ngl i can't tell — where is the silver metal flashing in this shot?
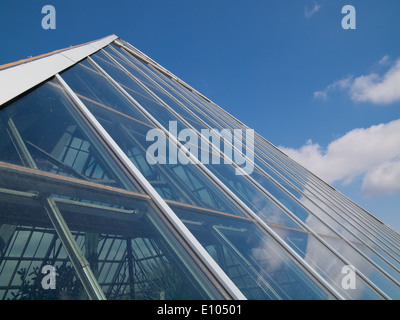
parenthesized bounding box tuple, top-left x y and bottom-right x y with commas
(0, 35, 118, 105)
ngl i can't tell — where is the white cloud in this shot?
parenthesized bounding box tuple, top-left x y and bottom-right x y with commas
(279, 119, 400, 197)
(378, 55, 390, 66)
(313, 90, 328, 100)
(305, 3, 322, 18)
(313, 76, 353, 100)
(362, 159, 400, 197)
(314, 57, 400, 104)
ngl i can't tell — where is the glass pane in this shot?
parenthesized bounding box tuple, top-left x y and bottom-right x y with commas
(109, 46, 400, 295)
(0, 79, 139, 193)
(0, 161, 221, 300)
(0, 188, 86, 300)
(171, 205, 331, 300)
(56, 192, 212, 300)
(60, 55, 391, 299)
(97, 48, 207, 132)
(60, 60, 247, 217)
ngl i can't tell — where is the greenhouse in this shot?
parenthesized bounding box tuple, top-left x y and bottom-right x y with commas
(0, 35, 399, 300)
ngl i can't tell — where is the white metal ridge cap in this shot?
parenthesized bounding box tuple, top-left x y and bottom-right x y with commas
(0, 34, 118, 106)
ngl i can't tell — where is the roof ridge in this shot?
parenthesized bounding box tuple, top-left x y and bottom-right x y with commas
(0, 34, 117, 71)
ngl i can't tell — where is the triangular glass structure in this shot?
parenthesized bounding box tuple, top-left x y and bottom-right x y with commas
(0, 35, 399, 300)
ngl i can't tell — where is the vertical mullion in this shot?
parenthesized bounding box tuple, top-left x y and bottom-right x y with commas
(41, 196, 106, 300)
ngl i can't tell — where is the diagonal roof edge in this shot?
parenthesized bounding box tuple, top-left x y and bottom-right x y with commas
(114, 39, 247, 128)
(0, 34, 118, 106)
(114, 39, 213, 105)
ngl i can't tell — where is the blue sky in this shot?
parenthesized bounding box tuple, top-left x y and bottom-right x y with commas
(1, 0, 400, 232)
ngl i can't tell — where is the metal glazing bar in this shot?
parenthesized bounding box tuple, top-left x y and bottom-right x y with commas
(165, 79, 400, 260)
(3, 115, 107, 300)
(41, 196, 106, 300)
(84, 57, 345, 300)
(105, 46, 400, 279)
(254, 143, 400, 255)
(55, 73, 245, 300)
(6, 118, 39, 169)
(254, 135, 399, 240)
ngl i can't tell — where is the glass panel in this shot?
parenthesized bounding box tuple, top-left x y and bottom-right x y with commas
(0, 188, 86, 300)
(171, 205, 331, 300)
(107, 44, 221, 131)
(61, 55, 392, 299)
(97, 48, 207, 132)
(0, 79, 138, 193)
(110, 46, 400, 291)
(60, 60, 247, 217)
(56, 191, 212, 300)
(0, 162, 221, 300)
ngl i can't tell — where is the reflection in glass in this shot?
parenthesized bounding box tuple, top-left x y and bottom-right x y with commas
(84, 49, 399, 298)
(60, 60, 247, 217)
(106, 46, 400, 297)
(171, 205, 331, 300)
(0, 187, 86, 300)
(0, 79, 137, 192)
(55, 192, 211, 300)
(0, 162, 219, 300)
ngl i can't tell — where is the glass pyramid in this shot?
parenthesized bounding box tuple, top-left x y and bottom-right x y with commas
(0, 35, 399, 300)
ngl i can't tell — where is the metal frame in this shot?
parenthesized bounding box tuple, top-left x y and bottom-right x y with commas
(103, 43, 400, 291)
(125, 46, 400, 249)
(148, 64, 400, 261)
(2, 117, 106, 299)
(0, 35, 118, 106)
(82, 56, 344, 299)
(1, 35, 399, 300)
(54, 74, 246, 300)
